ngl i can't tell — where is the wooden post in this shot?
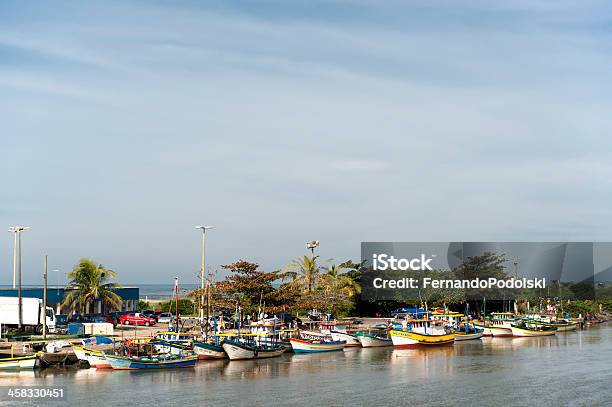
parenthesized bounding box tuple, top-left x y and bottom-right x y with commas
(43, 255, 48, 339)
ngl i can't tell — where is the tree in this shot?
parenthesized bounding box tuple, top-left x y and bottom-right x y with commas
(213, 260, 280, 314)
(284, 255, 320, 292)
(62, 259, 122, 313)
(318, 261, 362, 316)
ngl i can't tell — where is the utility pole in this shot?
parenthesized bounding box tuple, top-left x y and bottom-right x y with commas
(195, 226, 214, 323)
(12, 231, 17, 288)
(43, 255, 48, 339)
(8, 226, 30, 331)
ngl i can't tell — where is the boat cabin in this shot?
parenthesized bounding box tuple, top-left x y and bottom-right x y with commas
(320, 321, 351, 334)
(155, 332, 194, 343)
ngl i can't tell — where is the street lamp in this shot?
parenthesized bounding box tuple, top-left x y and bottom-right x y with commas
(306, 240, 320, 255)
(8, 226, 30, 330)
(195, 226, 214, 322)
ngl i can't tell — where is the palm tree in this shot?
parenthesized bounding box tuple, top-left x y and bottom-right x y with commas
(62, 259, 122, 313)
(319, 261, 362, 315)
(321, 262, 361, 296)
(284, 255, 320, 292)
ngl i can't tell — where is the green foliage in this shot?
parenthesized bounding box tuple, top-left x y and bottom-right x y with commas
(62, 259, 122, 313)
(284, 255, 320, 292)
(156, 299, 195, 315)
(564, 300, 597, 317)
(138, 300, 150, 311)
(212, 260, 280, 314)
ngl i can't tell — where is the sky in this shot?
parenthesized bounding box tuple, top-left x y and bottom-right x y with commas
(1, 0, 612, 285)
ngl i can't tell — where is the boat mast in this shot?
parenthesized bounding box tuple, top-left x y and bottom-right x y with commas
(465, 303, 469, 333)
(174, 277, 179, 332)
(483, 297, 486, 328)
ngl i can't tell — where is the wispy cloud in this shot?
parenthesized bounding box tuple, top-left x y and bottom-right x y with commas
(1, 0, 612, 283)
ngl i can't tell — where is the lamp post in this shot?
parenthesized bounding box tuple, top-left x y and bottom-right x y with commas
(306, 240, 320, 255)
(195, 226, 214, 322)
(8, 226, 30, 330)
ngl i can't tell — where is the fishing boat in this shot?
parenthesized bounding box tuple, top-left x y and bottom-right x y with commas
(330, 331, 361, 347)
(152, 338, 192, 356)
(72, 345, 111, 368)
(155, 332, 195, 344)
(510, 320, 557, 337)
(389, 329, 419, 348)
(474, 312, 515, 337)
(105, 354, 197, 370)
(530, 316, 578, 332)
(409, 330, 455, 346)
(193, 341, 226, 359)
(355, 331, 392, 347)
(222, 338, 286, 360)
(454, 326, 484, 341)
(289, 338, 345, 353)
(390, 318, 455, 347)
(453, 304, 484, 341)
(319, 321, 352, 335)
(0, 354, 39, 369)
(538, 320, 577, 332)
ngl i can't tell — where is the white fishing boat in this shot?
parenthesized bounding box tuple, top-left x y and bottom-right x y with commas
(193, 341, 226, 359)
(474, 312, 515, 337)
(319, 321, 352, 335)
(356, 332, 392, 347)
(389, 329, 419, 348)
(0, 354, 39, 369)
(72, 345, 111, 368)
(510, 321, 557, 337)
(222, 338, 286, 360)
(290, 338, 345, 353)
(330, 331, 361, 347)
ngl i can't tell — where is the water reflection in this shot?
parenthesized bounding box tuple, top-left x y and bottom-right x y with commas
(1, 324, 608, 407)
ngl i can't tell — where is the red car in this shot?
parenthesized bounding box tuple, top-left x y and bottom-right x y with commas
(119, 312, 157, 326)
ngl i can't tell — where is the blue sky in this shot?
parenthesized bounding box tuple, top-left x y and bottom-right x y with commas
(1, 0, 612, 285)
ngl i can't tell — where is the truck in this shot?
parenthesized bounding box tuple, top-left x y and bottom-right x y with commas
(0, 297, 56, 334)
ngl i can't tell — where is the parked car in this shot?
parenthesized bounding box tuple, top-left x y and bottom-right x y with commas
(141, 310, 160, 322)
(90, 313, 117, 326)
(55, 314, 69, 334)
(119, 312, 157, 326)
(157, 312, 174, 323)
(109, 311, 131, 324)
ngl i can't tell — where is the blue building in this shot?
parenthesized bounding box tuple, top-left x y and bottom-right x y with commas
(0, 286, 139, 314)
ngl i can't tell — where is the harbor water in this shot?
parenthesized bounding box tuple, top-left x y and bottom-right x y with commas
(1, 324, 610, 406)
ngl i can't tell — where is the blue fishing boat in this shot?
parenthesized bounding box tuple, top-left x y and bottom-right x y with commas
(105, 354, 197, 370)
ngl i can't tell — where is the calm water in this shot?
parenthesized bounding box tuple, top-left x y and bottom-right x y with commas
(1, 324, 610, 407)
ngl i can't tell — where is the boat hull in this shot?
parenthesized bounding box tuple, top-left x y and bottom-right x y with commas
(330, 331, 361, 347)
(537, 322, 577, 332)
(356, 334, 392, 347)
(222, 341, 285, 360)
(510, 326, 556, 337)
(454, 332, 483, 341)
(473, 323, 513, 337)
(73, 346, 111, 368)
(193, 342, 226, 359)
(390, 330, 419, 348)
(409, 331, 455, 346)
(290, 338, 345, 353)
(0, 355, 38, 369)
(105, 355, 197, 370)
